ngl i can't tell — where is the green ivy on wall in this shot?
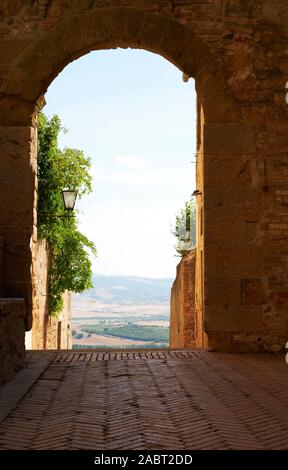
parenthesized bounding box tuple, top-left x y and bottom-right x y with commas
(37, 112, 97, 316)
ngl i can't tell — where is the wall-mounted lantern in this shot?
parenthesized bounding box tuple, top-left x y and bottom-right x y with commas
(62, 190, 78, 212)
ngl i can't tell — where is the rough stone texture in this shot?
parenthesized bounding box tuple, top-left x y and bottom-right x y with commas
(43, 293, 72, 350)
(0, 0, 287, 361)
(0, 126, 37, 330)
(30, 240, 72, 350)
(0, 299, 25, 385)
(170, 250, 196, 349)
(195, 98, 206, 349)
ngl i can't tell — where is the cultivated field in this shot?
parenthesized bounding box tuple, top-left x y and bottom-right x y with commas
(72, 295, 170, 349)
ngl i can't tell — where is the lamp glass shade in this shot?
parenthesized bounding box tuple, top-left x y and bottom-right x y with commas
(62, 190, 77, 211)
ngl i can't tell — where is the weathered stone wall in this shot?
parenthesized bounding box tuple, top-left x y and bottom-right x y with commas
(0, 299, 25, 385)
(31, 239, 49, 349)
(0, 126, 37, 331)
(170, 250, 196, 349)
(42, 292, 72, 350)
(30, 240, 71, 350)
(0, 0, 288, 355)
(194, 95, 205, 349)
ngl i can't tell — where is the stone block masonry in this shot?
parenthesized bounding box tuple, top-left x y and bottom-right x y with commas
(1, 0, 288, 383)
(0, 299, 25, 385)
(170, 250, 196, 349)
(30, 240, 72, 350)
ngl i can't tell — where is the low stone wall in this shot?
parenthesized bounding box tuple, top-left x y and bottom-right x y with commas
(170, 250, 196, 349)
(42, 292, 72, 350)
(0, 299, 26, 385)
(30, 240, 71, 350)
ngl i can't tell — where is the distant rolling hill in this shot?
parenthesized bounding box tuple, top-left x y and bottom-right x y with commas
(80, 274, 173, 305)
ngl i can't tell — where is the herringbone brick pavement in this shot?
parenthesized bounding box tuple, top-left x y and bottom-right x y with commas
(0, 350, 287, 450)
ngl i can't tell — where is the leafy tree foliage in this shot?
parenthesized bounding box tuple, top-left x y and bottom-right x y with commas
(37, 112, 96, 316)
(172, 197, 196, 256)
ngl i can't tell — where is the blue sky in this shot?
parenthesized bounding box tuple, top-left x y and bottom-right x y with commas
(44, 49, 196, 278)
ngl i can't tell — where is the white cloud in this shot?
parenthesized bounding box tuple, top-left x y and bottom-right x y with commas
(96, 167, 195, 185)
(115, 155, 146, 169)
(79, 210, 179, 278)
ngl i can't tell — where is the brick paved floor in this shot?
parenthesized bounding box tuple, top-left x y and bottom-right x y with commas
(0, 350, 288, 450)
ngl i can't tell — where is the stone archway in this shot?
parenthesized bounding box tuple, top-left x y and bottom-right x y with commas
(1, 8, 236, 125)
(1, 2, 286, 379)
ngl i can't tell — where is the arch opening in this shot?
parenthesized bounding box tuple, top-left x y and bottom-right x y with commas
(28, 48, 199, 351)
(0, 5, 249, 368)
